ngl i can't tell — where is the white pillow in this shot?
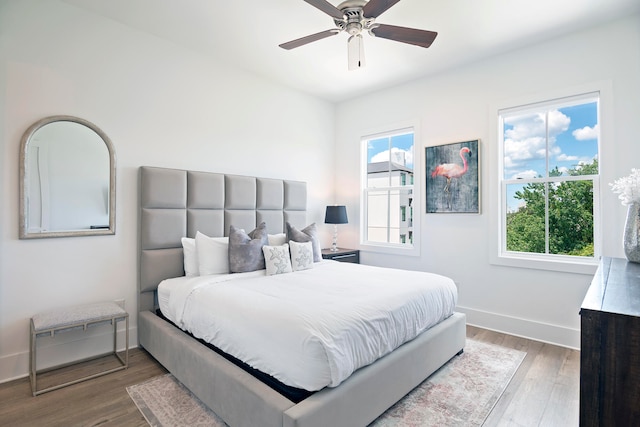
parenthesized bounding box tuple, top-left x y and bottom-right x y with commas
(195, 232, 229, 275)
(289, 240, 314, 272)
(262, 244, 293, 276)
(268, 233, 287, 246)
(181, 237, 198, 276)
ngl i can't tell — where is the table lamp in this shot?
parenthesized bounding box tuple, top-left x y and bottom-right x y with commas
(324, 205, 348, 252)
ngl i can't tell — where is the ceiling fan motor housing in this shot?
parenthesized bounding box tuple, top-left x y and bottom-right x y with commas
(335, 0, 370, 35)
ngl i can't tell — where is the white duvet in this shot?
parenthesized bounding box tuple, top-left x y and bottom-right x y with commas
(159, 260, 457, 391)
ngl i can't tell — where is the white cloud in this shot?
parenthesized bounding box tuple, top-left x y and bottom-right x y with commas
(503, 136, 546, 162)
(572, 124, 599, 140)
(510, 169, 539, 180)
(547, 110, 571, 135)
(557, 153, 579, 162)
(371, 147, 413, 167)
(504, 110, 570, 143)
(503, 109, 571, 176)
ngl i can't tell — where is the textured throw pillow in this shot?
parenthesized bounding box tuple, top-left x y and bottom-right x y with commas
(289, 240, 314, 272)
(181, 237, 198, 276)
(268, 233, 287, 246)
(286, 222, 321, 262)
(262, 244, 293, 276)
(229, 222, 268, 273)
(195, 232, 229, 275)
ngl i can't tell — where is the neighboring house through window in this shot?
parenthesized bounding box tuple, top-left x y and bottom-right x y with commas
(361, 127, 418, 254)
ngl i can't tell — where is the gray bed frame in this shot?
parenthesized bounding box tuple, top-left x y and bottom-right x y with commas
(138, 166, 466, 427)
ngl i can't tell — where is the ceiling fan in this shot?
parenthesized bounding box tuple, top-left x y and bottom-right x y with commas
(279, 0, 438, 70)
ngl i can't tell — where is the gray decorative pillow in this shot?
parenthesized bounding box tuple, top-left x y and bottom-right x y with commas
(286, 222, 321, 262)
(228, 222, 268, 273)
(262, 244, 293, 276)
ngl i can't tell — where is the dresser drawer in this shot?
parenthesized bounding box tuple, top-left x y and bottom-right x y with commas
(321, 249, 360, 264)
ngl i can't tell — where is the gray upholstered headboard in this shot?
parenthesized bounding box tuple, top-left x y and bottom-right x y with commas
(138, 166, 307, 312)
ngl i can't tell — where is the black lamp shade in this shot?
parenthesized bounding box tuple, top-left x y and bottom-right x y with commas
(325, 205, 348, 224)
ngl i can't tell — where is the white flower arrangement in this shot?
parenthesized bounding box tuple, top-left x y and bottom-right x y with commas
(610, 168, 640, 206)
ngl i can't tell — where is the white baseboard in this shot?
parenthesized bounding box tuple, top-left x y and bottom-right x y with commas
(457, 306, 580, 350)
(0, 326, 137, 384)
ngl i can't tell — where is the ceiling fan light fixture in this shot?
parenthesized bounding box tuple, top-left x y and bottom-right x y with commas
(348, 34, 365, 70)
(281, 0, 437, 70)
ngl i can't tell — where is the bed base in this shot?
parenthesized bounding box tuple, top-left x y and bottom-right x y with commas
(139, 310, 466, 427)
(137, 167, 466, 426)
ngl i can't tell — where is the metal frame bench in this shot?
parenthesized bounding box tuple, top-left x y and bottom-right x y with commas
(30, 301, 129, 396)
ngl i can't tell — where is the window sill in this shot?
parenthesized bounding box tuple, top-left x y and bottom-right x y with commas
(490, 252, 599, 275)
(360, 242, 420, 257)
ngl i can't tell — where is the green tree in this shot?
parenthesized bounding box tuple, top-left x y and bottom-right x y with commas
(506, 159, 597, 256)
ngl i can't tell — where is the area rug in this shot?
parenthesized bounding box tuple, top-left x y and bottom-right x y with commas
(127, 339, 525, 427)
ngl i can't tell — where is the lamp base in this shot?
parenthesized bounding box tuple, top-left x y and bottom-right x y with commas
(331, 225, 338, 252)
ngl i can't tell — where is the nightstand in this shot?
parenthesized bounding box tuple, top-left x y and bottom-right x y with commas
(321, 248, 360, 264)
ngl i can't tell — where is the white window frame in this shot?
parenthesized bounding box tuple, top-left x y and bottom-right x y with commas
(360, 122, 421, 257)
(489, 82, 610, 274)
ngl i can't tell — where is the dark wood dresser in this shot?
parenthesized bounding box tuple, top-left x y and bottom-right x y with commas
(580, 257, 640, 426)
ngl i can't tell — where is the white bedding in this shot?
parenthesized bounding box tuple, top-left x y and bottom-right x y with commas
(158, 260, 457, 391)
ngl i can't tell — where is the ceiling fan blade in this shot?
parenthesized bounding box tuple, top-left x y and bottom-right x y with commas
(279, 29, 340, 50)
(303, 0, 344, 20)
(362, 0, 402, 18)
(348, 34, 366, 70)
(370, 24, 438, 48)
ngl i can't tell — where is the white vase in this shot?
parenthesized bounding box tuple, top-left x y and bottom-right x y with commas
(624, 202, 640, 263)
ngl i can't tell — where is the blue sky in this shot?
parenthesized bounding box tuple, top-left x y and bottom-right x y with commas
(503, 101, 598, 179)
(504, 101, 599, 211)
(367, 133, 414, 169)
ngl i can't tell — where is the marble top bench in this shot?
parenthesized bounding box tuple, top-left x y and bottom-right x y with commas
(31, 302, 127, 336)
(30, 301, 129, 395)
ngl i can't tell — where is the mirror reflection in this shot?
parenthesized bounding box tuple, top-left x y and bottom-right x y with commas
(19, 116, 116, 239)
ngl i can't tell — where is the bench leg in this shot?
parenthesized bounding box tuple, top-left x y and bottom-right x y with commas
(30, 320, 36, 397)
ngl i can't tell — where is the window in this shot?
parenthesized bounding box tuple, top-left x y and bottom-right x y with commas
(361, 128, 416, 252)
(498, 92, 600, 265)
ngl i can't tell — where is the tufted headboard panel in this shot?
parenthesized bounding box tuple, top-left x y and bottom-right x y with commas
(138, 166, 307, 312)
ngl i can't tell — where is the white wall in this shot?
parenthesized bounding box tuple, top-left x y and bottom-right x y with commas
(0, 0, 336, 382)
(334, 14, 640, 349)
(1, 1, 638, 385)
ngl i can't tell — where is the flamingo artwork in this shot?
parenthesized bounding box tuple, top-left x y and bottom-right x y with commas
(431, 147, 472, 193)
(426, 141, 479, 213)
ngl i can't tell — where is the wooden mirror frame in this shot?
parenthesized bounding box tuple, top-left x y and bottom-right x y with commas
(19, 115, 116, 239)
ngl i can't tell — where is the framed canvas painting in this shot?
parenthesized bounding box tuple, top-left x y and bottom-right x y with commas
(426, 139, 480, 213)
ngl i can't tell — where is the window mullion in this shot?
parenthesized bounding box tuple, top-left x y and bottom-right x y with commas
(545, 183, 550, 255)
(386, 189, 391, 243)
(545, 110, 550, 255)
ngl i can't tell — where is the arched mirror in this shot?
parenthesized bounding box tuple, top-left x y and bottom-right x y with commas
(19, 115, 116, 239)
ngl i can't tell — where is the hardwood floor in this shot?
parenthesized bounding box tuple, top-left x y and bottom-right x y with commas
(468, 326, 580, 427)
(0, 349, 167, 427)
(0, 326, 579, 426)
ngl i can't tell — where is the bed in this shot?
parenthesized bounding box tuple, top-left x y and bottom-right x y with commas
(137, 166, 466, 427)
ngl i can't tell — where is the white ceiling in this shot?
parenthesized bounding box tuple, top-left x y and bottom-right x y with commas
(62, 0, 639, 103)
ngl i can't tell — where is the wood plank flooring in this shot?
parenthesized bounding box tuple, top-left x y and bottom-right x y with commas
(468, 326, 580, 427)
(0, 326, 579, 426)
